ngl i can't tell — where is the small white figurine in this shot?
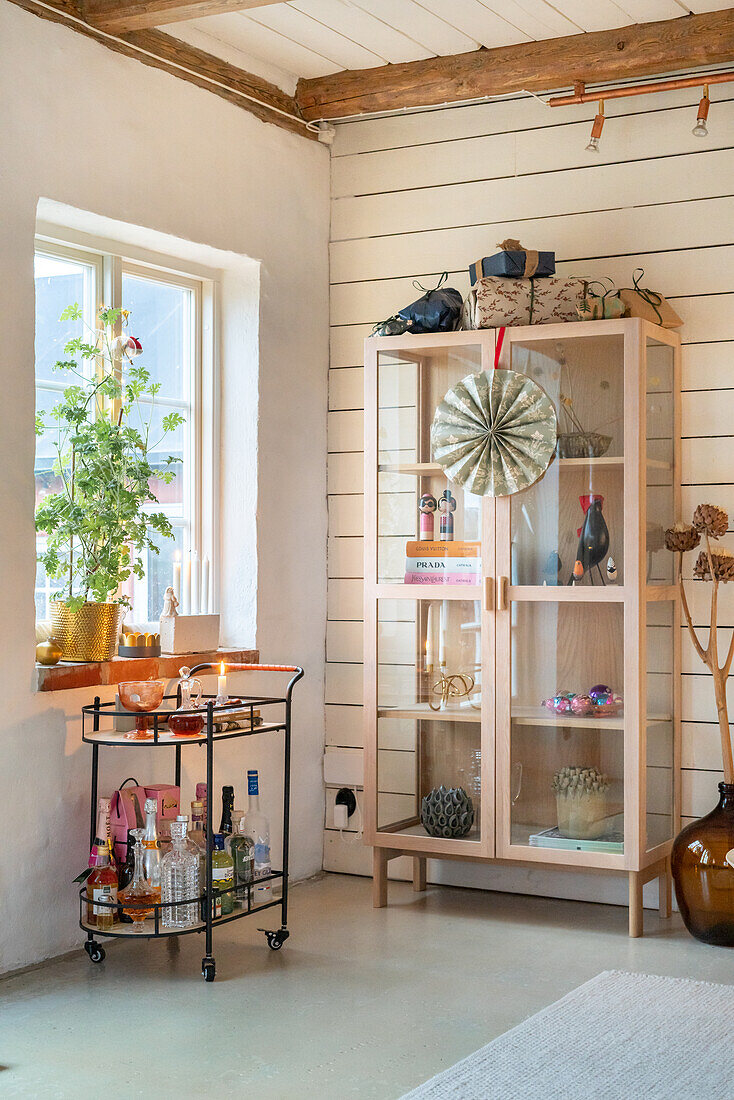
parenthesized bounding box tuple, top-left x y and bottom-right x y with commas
(606, 556, 618, 583)
(161, 586, 179, 618)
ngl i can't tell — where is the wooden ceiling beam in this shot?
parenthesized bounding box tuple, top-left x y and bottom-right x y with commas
(7, 0, 315, 139)
(296, 8, 734, 121)
(84, 0, 284, 34)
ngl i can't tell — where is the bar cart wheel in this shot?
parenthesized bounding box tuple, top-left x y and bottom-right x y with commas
(84, 940, 105, 964)
(262, 928, 289, 950)
(202, 957, 216, 982)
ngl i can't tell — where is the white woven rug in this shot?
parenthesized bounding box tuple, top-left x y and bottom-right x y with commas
(402, 970, 734, 1100)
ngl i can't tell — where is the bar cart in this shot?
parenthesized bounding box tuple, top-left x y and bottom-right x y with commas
(79, 662, 303, 981)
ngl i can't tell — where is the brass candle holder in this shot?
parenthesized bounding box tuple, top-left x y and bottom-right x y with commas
(428, 665, 475, 711)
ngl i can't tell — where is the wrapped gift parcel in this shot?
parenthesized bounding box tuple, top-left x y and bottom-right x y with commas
(618, 269, 682, 329)
(462, 275, 589, 329)
(469, 239, 555, 284)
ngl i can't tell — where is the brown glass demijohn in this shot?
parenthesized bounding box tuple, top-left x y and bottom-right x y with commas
(671, 783, 734, 947)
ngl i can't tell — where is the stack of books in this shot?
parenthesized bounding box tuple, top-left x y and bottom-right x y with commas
(404, 540, 481, 585)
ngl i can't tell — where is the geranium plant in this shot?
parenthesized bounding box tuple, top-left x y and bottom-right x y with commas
(666, 504, 734, 783)
(35, 305, 184, 612)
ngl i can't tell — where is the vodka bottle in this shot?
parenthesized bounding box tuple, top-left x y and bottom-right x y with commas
(243, 770, 272, 904)
(86, 804, 118, 930)
(142, 797, 162, 899)
(161, 820, 199, 929)
(229, 811, 254, 909)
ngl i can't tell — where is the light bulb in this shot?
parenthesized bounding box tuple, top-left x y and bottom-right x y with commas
(693, 86, 710, 139)
(585, 100, 604, 154)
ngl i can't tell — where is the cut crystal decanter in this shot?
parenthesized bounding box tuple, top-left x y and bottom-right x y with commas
(161, 819, 200, 929)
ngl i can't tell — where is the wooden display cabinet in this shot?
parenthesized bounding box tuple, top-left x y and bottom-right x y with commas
(363, 319, 681, 936)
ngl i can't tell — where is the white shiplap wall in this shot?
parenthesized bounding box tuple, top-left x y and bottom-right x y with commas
(325, 87, 734, 894)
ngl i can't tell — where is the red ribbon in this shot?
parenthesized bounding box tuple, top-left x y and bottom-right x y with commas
(494, 326, 506, 369)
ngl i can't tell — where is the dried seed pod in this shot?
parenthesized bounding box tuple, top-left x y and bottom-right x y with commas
(664, 522, 700, 553)
(693, 546, 734, 582)
(692, 503, 729, 539)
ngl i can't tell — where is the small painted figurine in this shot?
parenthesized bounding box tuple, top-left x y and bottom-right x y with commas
(161, 586, 179, 618)
(438, 489, 457, 541)
(568, 494, 610, 585)
(606, 556, 618, 583)
(419, 492, 437, 541)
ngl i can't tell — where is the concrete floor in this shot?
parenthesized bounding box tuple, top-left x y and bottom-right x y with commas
(1, 873, 731, 1099)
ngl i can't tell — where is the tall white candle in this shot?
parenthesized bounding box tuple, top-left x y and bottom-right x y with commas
(201, 556, 210, 615)
(216, 661, 227, 703)
(439, 600, 449, 667)
(182, 554, 191, 616)
(425, 603, 434, 668)
(172, 551, 181, 604)
(191, 551, 200, 615)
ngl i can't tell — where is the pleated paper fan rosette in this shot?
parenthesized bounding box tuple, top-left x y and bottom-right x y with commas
(430, 369, 557, 497)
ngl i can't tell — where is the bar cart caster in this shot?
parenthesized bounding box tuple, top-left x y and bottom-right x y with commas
(262, 927, 289, 950)
(84, 938, 105, 964)
(78, 663, 303, 981)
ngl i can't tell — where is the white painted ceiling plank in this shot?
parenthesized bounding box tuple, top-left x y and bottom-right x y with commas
(613, 0, 691, 19)
(243, 4, 388, 69)
(412, 0, 531, 48)
(351, 0, 480, 56)
(484, 0, 581, 39)
(194, 11, 342, 77)
(289, 0, 433, 63)
(171, 19, 299, 91)
(538, 0, 629, 32)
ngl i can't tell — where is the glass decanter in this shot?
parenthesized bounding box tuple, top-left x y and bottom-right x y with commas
(119, 828, 158, 932)
(161, 820, 200, 929)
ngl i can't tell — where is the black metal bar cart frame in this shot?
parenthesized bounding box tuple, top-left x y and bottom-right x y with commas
(79, 662, 303, 981)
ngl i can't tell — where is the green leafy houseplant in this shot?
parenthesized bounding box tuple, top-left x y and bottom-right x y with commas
(35, 305, 184, 629)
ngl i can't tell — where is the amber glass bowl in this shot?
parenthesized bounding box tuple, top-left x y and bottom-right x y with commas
(118, 680, 166, 740)
(168, 713, 206, 737)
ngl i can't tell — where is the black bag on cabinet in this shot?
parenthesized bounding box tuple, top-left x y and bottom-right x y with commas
(371, 273, 463, 337)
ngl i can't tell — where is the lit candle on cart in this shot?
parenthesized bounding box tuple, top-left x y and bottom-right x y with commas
(216, 661, 228, 705)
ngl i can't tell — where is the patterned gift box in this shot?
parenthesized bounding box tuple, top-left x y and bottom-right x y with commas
(462, 275, 590, 329)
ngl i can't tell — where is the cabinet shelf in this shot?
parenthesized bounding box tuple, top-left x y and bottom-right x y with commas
(511, 705, 673, 729)
(378, 704, 481, 723)
(379, 458, 671, 475)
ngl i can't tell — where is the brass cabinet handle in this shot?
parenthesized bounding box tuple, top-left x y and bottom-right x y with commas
(483, 576, 494, 612)
(496, 576, 509, 611)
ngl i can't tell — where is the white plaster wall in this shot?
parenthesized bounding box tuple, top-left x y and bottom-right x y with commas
(0, 2, 329, 973)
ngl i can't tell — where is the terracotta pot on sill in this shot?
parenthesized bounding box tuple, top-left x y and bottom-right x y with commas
(50, 600, 121, 662)
(672, 782, 734, 947)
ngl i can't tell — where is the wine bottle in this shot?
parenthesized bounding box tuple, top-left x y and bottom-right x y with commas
(219, 785, 234, 836)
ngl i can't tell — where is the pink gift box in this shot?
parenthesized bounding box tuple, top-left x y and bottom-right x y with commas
(143, 784, 180, 821)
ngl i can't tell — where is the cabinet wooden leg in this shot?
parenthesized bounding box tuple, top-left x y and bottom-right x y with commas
(413, 856, 427, 892)
(373, 848, 388, 908)
(659, 857, 672, 919)
(628, 871, 643, 938)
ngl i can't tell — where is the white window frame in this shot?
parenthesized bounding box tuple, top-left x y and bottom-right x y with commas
(34, 231, 219, 621)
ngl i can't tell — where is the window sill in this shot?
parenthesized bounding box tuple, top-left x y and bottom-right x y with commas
(35, 648, 258, 693)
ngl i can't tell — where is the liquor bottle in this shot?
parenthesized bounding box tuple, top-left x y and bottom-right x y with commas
(142, 797, 162, 900)
(88, 797, 117, 872)
(219, 785, 234, 836)
(211, 833, 234, 917)
(196, 782, 208, 823)
(225, 809, 243, 858)
(117, 829, 136, 922)
(229, 811, 255, 909)
(119, 828, 158, 932)
(243, 770, 272, 904)
(161, 820, 199, 929)
(86, 803, 118, 930)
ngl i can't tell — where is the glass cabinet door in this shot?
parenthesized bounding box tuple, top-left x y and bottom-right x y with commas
(376, 596, 485, 849)
(376, 343, 484, 587)
(507, 333, 625, 589)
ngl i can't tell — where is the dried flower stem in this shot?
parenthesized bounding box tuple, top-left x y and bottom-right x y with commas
(678, 534, 734, 783)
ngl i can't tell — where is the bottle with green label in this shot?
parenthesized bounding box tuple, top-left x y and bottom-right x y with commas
(210, 833, 234, 917)
(229, 811, 255, 908)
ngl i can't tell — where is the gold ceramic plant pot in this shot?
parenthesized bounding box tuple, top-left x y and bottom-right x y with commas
(50, 601, 121, 661)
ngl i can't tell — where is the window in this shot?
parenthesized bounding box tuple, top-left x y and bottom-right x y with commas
(34, 239, 203, 623)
